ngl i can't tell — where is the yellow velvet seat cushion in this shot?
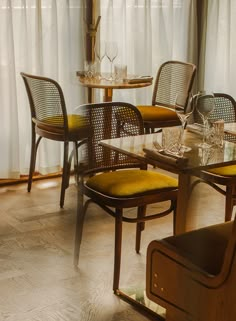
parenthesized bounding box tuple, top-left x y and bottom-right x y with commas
(86, 169, 178, 197)
(137, 105, 179, 121)
(207, 165, 236, 176)
(37, 114, 88, 135)
(67, 115, 89, 134)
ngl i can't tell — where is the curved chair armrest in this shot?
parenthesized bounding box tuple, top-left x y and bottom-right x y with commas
(147, 221, 234, 290)
(148, 241, 221, 290)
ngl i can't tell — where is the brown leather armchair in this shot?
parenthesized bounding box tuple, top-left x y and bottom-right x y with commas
(146, 216, 236, 321)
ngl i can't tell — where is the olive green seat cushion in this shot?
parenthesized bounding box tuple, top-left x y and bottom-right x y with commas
(86, 169, 178, 197)
(137, 105, 179, 121)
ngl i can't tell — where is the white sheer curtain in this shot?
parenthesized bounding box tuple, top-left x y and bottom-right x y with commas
(202, 0, 236, 97)
(98, 0, 198, 104)
(0, 0, 86, 178)
(1, 0, 199, 179)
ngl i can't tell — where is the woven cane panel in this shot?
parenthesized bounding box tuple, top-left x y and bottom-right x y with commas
(26, 77, 66, 128)
(193, 94, 236, 143)
(81, 103, 144, 171)
(153, 62, 194, 108)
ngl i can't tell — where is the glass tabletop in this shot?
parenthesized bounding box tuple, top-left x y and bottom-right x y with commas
(100, 131, 236, 172)
(100, 129, 236, 319)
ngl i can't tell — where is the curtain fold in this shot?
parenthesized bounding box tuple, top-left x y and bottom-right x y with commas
(201, 0, 236, 97)
(4, 0, 236, 180)
(0, 0, 86, 178)
(98, 0, 198, 104)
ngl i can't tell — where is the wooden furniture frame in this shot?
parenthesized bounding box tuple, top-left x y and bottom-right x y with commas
(137, 60, 196, 133)
(146, 216, 236, 321)
(21, 72, 88, 208)
(77, 73, 152, 102)
(192, 93, 236, 221)
(100, 129, 236, 319)
(100, 131, 236, 234)
(74, 102, 178, 292)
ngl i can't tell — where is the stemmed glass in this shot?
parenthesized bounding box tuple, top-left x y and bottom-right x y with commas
(175, 93, 195, 152)
(196, 91, 215, 148)
(105, 41, 118, 81)
(84, 61, 95, 82)
(94, 40, 106, 79)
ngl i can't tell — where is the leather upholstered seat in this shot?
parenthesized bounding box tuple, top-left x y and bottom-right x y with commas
(146, 218, 236, 321)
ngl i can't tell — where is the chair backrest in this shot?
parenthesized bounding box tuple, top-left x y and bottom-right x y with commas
(193, 93, 236, 142)
(76, 102, 145, 172)
(146, 215, 236, 321)
(21, 72, 69, 132)
(152, 60, 196, 109)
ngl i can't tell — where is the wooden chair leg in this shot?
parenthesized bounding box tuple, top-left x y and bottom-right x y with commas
(74, 182, 85, 267)
(225, 185, 234, 222)
(135, 206, 146, 253)
(73, 141, 79, 185)
(28, 128, 36, 192)
(172, 199, 177, 235)
(144, 126, 151, 134)
(73, 139, 88, 185)
(113, 209, 123, 293)
(60, 141, 69, 208)
(28, 127, 41, 192)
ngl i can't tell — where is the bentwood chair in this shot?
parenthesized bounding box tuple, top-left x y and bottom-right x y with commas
(146, 216, 236, 321)
(192, 93, 236, 221)
(74, 102, 178, 292)
(21, 72, 89, 208)
(137, 60, 196, 133)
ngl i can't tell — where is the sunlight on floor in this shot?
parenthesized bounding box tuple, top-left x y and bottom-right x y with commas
(36, 180, 60, 189)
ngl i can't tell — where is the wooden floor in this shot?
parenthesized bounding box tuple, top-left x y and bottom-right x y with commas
(0, 169, 228, 321)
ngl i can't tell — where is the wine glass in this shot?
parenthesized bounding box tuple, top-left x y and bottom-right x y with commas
(94, 40, 106, 79)
(84, 60, 95, 82)
(105, 41, 118, 81)
(196, 91, 215, 148)
(175, 93, 195, 152)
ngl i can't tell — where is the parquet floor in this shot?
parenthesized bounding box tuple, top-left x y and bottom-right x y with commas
(0, 169, 227, 321)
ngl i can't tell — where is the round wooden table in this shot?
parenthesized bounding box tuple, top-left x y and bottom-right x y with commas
(77, 73, 153, 102)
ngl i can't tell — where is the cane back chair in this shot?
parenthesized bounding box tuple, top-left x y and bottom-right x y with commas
(146, 216, 236, 321)
(192, 93, 236, 222)
(74, 101, 178, 292)
(21, 72, 89, 208)
(137, 60, 196, 133)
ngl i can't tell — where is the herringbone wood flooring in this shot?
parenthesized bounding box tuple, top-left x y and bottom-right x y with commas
(0, 170, 227, 321)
